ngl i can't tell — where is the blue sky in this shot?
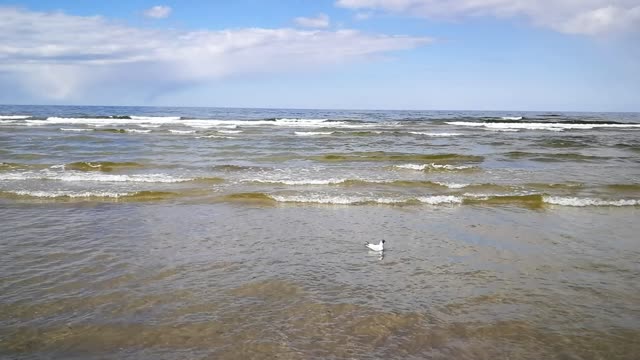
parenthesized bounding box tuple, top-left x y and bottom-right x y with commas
(0, 0, 639, 111)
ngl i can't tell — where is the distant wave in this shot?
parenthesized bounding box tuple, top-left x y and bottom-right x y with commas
(310, 152, 484, 163)
(447, 121, 640, 131)
(407, 132, 462, 137)
(20, 117, 382, 129)
(94, 128, 151, 133)
(195, 135, 235, 139)
(241, 178, 473, 189)
(294, 131, 335, 136)
(503, 151, 609, 162)
(537, 139, 589, 148)
(60, 128, 94, 132)
(130, 116, 181, 121)
(0, 115, 31, 120)
(485, 128, 520, 132)
(500, 116, 523, 120)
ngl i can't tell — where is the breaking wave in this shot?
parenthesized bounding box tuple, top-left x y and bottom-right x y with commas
(407, 132, 462, 137)
(20, 117, 383, 129)
(393, 163, 477, 171)
(294, 131, 335, 136)
(311, 152, 484, 163)
(543, 196, 639, 207)
(219, 192, 639, 207)
(60, 128, 94, 132)
(0, 171, 195, 183)
(0, 190, 179, 201)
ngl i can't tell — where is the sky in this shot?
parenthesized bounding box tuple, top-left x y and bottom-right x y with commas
(0, 0, 639, 111)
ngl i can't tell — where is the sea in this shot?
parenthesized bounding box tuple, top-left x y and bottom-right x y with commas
(1, 105, 639, 359)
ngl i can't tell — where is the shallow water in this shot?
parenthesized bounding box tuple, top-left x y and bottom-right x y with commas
(1, 106, 639, 359)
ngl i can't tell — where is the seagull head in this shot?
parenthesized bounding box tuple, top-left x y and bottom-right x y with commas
(382, 240, 386, 244)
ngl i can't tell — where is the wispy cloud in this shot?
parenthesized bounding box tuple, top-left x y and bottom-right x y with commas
(143, 5, 172, 19)
(354, 12, 373, 21)
(0, 7, 430, 101)
(336, 0, 640, 35)
(294, 13, 330, 28)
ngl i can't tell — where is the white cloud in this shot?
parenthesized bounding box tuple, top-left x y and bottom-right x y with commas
(143, 5, 172, 19)
(336, 0, 640, 35)
(0, 7, 429, 100)
(294, 13, 330, 28)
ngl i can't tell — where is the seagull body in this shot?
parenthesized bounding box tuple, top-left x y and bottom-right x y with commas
(365, 240, 385, 252)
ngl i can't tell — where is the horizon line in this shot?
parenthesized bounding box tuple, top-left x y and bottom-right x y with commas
(1, 104, 638, 114)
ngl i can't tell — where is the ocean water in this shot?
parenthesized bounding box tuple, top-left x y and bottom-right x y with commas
(1, 105, 639, 359)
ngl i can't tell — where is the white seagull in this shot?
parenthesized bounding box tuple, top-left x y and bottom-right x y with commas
(365, 240, 385, 252)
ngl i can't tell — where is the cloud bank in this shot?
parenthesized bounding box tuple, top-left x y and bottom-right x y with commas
(336, 0, 640, 35)
(0, 7, 429, 101)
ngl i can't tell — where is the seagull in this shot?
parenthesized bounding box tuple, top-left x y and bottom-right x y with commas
(365, 240, 385, 252)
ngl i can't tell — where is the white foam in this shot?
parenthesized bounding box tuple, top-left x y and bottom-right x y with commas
(394, 163, 474, 171)
(129, 116, 181, 121)
(125, 129, 151, 133)
(169, 130, 196, 134)
(394, 164, 428, 170)
(500, 116, 523, 120)
(60, 128, 94, 132)
(294, 131, 335, 136)
(408, 132, 462, 137)
(267, 193, 466, 205)
(486, 128, 520, 132)
(7, 190, 136, 198)
(416, 195, 463, 204)
(270, 194, 407, 205)
(218, 130, 242, 134)
(275, 118, 328, 123)
(272, 119, 378, 129)
(543, 196, 639, 207)
(195, 135, 234, 139)
(435, 182, 470, 189)
(447, 121, 640, 131)
(0, 171, 192, 183)
(242, 178, 348, 185)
